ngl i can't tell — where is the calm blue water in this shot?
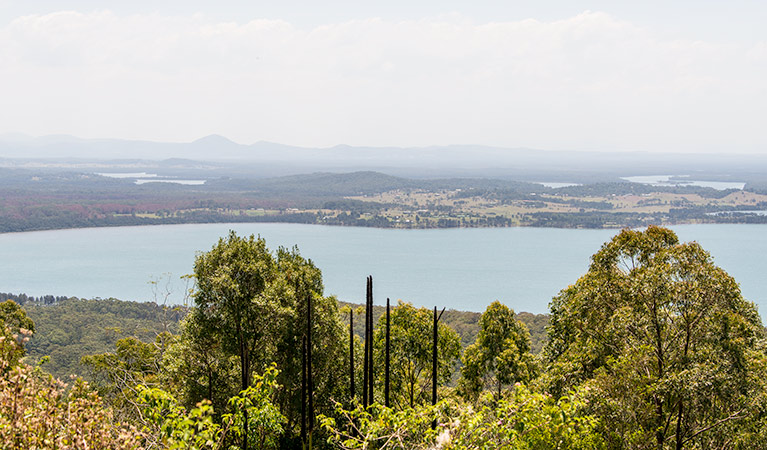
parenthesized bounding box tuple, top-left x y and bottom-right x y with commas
(621, 175, 746, 190)
(0, 224, 764, 315)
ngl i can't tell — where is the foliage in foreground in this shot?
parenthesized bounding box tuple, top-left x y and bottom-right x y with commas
(138, 364, 285, 450)
(320, 385, 605, 450)
(0, 323, 287, 450)
(0, 330, 144, 449)
(0, 299, 35, 368)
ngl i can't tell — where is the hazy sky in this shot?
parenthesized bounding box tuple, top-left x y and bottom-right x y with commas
(1, 1, 765, 153)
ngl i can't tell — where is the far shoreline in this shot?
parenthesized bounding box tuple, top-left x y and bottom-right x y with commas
(0, 214, 757, 236)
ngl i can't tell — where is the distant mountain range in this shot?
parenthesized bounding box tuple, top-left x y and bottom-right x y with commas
(1, 133, 766, 182)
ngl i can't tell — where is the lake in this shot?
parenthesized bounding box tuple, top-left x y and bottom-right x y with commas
(97, 172, 206, 185)
(621, 175, 746, 190)
(1, 223, 765, 315)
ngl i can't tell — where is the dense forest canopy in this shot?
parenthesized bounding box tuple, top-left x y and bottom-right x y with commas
(2, 226, 766, 449)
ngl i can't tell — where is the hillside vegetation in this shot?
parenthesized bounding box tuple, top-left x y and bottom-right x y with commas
(5, 294, 547, 380)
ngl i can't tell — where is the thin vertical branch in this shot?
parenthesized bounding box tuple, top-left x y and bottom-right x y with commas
(367, 276, 374, 406)
(432, 307, 438, 406)
(432, 306, 445, 429)
(432, 306, 438, 430)
(363, 277, 369, 409)
(385, 297, 390, 408)
(350, 310, 355, 402)
(301, 334, 307, 448)
(307, 293, 314, 439)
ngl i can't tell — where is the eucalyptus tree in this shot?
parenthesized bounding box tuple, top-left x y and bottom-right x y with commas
(164, 311, 239, 413)
(459, 301, 536, 401)
(544, 226, 767, 449)
(373, 301, 461, 408)
(190, 232, 347, 445)
(193, 232, 284, 398)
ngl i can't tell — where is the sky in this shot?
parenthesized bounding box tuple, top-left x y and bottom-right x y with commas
(0, 1, 765, 153)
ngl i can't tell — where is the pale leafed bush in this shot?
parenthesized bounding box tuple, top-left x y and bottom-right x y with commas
(0, 328, 144, 450)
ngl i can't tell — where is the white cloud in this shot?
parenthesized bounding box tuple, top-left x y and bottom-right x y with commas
(0, 10, 765, 152)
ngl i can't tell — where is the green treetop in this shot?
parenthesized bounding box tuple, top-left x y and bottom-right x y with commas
(459, 301, 536, 401)
(188, 231, 347, 446)
(543, 226, 767, 449)
(373, 301, 461, 409)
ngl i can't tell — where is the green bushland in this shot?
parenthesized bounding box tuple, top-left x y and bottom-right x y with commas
(15, 296, 548, 386)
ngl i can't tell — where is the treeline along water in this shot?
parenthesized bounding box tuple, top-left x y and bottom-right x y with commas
(0, 223, 765, 315)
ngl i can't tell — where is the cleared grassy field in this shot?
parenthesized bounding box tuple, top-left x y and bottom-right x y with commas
(346, 189, 767, 228)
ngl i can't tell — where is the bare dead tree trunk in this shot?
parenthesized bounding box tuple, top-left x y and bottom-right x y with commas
(237, 322, 249, 450)
(307, 293, 314, 448)
(385, 297, 390, 408)
(432, 307, 445, 429)
(367, 276, 374, 406)
(301, 335, 307, 449)
(363, 277, 369, 408)
(432, 306, 438, 404)
(350, 310, 355, 402)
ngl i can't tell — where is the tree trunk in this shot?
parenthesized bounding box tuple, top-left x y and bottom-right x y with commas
(432, 306, 438, 406)
(301, 335, 307, 449)
(675, 320, 692, 450)
(350, 311, 355, 402)
(675, 401, 684, 450)
(651, 301, 666, 450)
(362, 277, 369, 408)
(307, 293, 314, 443)
(207, 365, 213, 402)
(367, 276, 374, 406)
(385, 297, 390, 408)
(237, 323, 249, 450)
(432, 306, 438, 429)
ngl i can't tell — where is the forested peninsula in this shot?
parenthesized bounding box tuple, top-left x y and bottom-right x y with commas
(4, 167, 767, 233)
(2, 226, 767, 449)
